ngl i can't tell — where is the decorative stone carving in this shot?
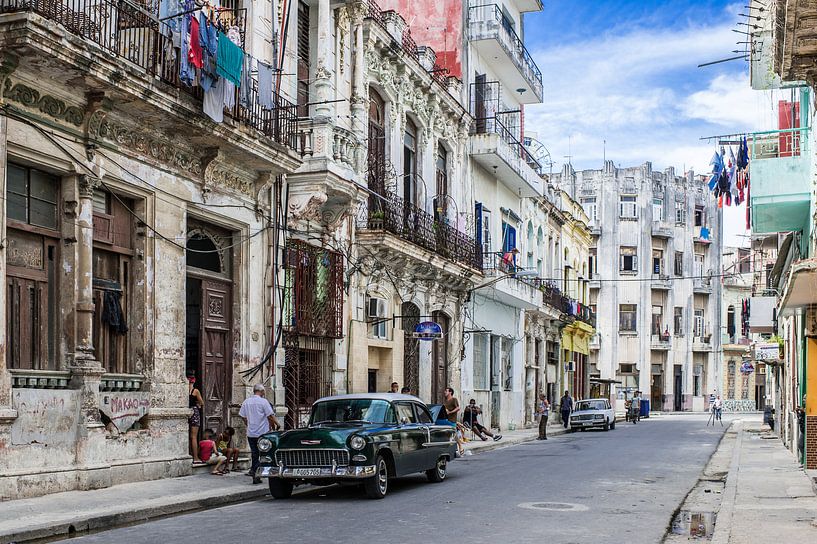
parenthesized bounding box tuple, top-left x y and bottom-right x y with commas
(288, 191, 329, 224)
(3, 79, 84, 126)
(78, 174, 101, 198)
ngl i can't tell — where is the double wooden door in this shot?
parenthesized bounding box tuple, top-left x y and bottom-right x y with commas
(196, 278, 232, 433)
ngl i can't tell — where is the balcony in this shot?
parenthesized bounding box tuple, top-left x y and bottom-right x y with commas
(357, 182, 482, 274)
(0, 0, 300, 173)
(480, 254, 543, 308)
(650, 333, 671, 350)
(651, 274, 671, 290)
(692, 335, 713, 352)
(470, 104, 544, 197)
(467, 4, 543, 103)
(652, 222, 673, 239)
(588, 274, 601, 290)
(590, 226, 602, 237)
(749, 127, 812, 234)
(693, 277, 713, 294)
(589, 334, 600, 350)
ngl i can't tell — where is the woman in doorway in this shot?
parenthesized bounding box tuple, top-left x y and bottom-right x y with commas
(188, 374, 204, 462)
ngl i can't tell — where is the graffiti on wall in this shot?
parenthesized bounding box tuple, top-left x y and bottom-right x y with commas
(99, 392, 150, 432)
(723, 399, 756, 412)
(11, 390, 80, 445)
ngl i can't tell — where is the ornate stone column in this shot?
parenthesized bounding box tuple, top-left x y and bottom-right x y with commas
(350, 1, 367, 142)
(70, 174, 104, 426)
(314, 0, 333, 118)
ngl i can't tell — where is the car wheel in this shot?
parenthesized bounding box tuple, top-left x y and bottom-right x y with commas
(426, 456, 447, 483)
(603, 420, 610, 432)
(268, 478, 293, 499)
(364, 455, 388, 499)
(611, 419, 616, 430)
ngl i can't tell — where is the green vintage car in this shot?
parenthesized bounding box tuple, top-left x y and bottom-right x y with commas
(255, 393, 457, 499)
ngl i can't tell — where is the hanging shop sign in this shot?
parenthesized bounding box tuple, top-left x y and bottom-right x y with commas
(412, 321, 442, 340)
(740, 361, 755, 375)
(754, 343, 781, 361)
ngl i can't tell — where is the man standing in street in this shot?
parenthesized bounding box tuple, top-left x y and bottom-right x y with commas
(239, 384, 280, 484)
(537, 393, 550, 440)
(443, 387, 460, 423)
(560, 390, 573, 429)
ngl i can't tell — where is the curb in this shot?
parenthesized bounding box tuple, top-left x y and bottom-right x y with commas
(710, 420, 743, 544)
(1, 486, 268, 544)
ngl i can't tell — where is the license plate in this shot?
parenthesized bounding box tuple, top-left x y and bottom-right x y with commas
(292, 468, 322, 476)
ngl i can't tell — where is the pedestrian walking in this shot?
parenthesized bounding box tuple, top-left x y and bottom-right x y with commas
(559, 390, 573, 429)
(536, 393, 550, 440)
(713, 395, 723, 424)
(187, 374, 204, 463)
(443, 387, 460, 422)
(239, 384, 280, 484)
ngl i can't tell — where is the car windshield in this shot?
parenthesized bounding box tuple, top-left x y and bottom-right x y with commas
(575, 400, 607, 411)
(310, 399, 395, 425)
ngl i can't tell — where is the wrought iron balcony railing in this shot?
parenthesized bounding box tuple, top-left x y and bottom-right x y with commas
(467, 4, 543, 99)
(1, 0, 298, 148)
(358, 180, 482, 271)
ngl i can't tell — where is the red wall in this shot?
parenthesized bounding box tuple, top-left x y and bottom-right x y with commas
(377, 0, 464, 79)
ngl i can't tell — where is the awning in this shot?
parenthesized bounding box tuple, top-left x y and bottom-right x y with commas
(779, 258, 817, 316)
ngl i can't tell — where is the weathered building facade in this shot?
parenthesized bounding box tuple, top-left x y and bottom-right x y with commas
(0, 0, 301, 498)
(551, 162, 723, 413)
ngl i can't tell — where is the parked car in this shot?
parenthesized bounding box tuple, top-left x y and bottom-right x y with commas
(255, 394, 457, 499)
(569, 398, 615, 431)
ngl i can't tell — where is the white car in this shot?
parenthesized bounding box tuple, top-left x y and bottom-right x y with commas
(569, 399, 615, 431)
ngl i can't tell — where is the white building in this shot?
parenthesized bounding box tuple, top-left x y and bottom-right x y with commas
(551, 162, 723, 413)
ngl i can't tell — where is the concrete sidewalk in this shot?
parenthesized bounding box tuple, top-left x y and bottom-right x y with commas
(711, 418, 817, 543)
(0, 422, 568, 543)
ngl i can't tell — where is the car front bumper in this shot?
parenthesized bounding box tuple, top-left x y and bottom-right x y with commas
(256, 464, 378, 479)
(570, 419, 606, 428)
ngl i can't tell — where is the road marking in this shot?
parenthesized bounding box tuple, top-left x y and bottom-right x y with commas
(518, 502, 589, 512)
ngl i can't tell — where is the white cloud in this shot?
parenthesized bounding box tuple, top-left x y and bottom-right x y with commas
(524, 19, 752, 174)
(681, 74, 776, 129)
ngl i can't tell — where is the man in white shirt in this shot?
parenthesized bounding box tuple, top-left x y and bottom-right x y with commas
(239, 384, 280, 484)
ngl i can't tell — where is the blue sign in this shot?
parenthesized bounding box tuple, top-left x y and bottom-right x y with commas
(740, 361, 755, 375)
(412, 321, 442, 340)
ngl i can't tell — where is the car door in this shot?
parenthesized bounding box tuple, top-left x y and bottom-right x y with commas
(394, 402, 423, 474)
(412, 402, 439, 469)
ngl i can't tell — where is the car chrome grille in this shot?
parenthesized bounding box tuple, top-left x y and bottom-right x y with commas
(575, 414, 593, 420)
(275, 449, 350, 467)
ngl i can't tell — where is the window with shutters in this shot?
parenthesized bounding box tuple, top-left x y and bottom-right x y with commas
(651, 305, 663, 335)
(694, 309, 705, 338)
(5, 163, 60, 370)
(674, 251, 684, 276)
(92, 189, 136, 374)
(652, 198, 664, 221)
(694, 206, 705, 227)
(619, 304, 637, 332)
(652, 249, 663, 275)
(675, 201, 686, 224)
(296, 1, 311, 118)
(473, 333, 489, 390)
(620, 195, 637, 219)
(620, 246, 637, 272)
(674, 307, 683, 336)
(581, 197, 597, 221)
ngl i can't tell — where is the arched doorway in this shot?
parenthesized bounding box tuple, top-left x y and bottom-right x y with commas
(431, 311, 450, 403)
(402, 302, 421, 396)
(185, 223, 233, 435)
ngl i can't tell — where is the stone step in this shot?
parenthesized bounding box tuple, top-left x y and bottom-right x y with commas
(191, 457, 251, 475)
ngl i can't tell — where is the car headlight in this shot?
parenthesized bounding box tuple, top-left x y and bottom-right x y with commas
(350, 435, 366, 450)
(258, 438, 273, 452)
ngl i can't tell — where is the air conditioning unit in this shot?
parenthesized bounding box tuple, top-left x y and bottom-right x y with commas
(367, 297, 386, 320)
(565, 360, 576, 372)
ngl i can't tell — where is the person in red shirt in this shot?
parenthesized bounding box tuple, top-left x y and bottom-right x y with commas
(199, 429, 227, 475)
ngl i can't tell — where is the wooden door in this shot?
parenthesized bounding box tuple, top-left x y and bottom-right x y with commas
(201, 279, 232, 433)
(431, 312, 449, 404)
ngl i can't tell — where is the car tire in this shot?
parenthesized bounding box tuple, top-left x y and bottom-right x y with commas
(603, 420, 610, 432)
(268, 478, 293, 499)
(364, 455, 389, 499)
(426, 456, 447, 483)
(611, 419, 616, 430)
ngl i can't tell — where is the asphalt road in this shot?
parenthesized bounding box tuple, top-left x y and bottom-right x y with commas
(71, 414, 730, 544)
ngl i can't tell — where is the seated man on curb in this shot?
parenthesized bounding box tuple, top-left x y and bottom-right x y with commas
(462, 399, 502, 442)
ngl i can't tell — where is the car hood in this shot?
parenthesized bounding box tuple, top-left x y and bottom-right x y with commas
(269, 423, 385, 450)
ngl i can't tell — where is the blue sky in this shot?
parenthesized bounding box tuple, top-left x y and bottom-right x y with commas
(522, 0, 773, 244)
